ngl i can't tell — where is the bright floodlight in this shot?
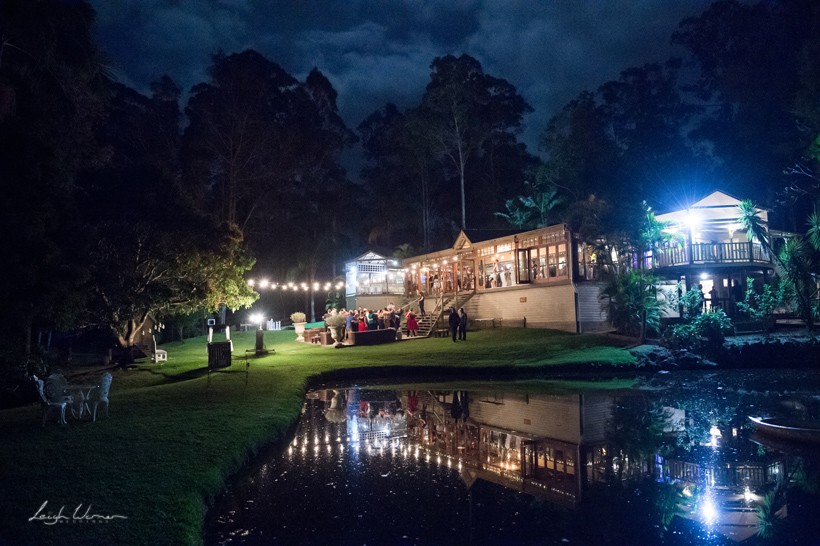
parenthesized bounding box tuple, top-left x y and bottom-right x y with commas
(685, 209, 701, 231)
(249, 313, 263, 327)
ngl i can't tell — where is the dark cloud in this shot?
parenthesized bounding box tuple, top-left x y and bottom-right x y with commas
(92, 0, 714, 154)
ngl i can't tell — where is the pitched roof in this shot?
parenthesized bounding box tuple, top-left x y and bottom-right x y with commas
(460, 229, 523, 245)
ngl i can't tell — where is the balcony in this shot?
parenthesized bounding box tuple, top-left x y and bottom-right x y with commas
(652, 242, 771, 269)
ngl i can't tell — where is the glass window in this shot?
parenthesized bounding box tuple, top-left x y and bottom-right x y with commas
(558, 244, 567, 277)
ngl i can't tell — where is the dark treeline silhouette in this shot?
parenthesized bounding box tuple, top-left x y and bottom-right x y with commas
(2, 0, 820, 362)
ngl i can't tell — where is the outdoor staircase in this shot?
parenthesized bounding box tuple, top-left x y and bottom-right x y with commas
(413, 292, 474, 338)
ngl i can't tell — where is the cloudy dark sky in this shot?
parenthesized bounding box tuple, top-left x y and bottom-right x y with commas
(92, 0, 716, 156)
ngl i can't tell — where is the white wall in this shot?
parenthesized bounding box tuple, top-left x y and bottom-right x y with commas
(463, 283, 577, 332)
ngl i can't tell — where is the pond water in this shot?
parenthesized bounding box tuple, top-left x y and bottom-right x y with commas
(205, 370, 820, 545)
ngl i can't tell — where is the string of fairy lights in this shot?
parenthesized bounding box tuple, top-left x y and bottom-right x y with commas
(245, 257, 469, 293)
(246, 279, 345, 292)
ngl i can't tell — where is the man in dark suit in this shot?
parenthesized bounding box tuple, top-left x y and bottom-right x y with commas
(448, 308, 460, 342)
(458, 308, 469, 340)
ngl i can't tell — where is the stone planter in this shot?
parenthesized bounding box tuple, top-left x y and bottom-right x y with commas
(328, 326, 344, 347)
(294, 322, 306, 342)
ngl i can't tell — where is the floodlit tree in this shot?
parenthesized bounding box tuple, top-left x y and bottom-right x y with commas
(81, 81, 257, 348)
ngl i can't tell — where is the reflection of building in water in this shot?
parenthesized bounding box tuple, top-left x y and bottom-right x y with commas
(663, 422, 786, 488)
(405, 390, 616, 507)
(345, 389, 407, 444)
(298, 387, 790, 525)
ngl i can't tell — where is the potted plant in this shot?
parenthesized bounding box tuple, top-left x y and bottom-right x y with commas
(325, 312, 346, 347)
(290, 312, 307, 341)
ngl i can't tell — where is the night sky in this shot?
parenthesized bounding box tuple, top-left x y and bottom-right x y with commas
(91, 1, 716, 155)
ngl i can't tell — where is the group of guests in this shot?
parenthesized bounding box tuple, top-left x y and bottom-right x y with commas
(323, 299, 469, 342)
(324, 304, 425, 339)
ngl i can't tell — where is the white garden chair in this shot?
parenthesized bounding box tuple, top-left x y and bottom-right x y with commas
(34, 377, 70, 426)
(152, 335, 167, 364)
(87, 372, 112, 422)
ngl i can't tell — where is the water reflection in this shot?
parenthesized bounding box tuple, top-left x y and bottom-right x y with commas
(206, 371, 820, 545)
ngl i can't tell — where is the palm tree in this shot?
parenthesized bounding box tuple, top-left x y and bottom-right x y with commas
(737, 199, 772, 254)
(393, 243, 416, 260)
(520, 184, 563, 227)
(601, 269, 666, 339)
(737, 201, 817, 330)
(807, 212, 820, 250)
(494, 197, 533, 229)
(778, 238, 816, 330)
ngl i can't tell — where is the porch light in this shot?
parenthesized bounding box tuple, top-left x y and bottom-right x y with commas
(700, 273, 710, 281)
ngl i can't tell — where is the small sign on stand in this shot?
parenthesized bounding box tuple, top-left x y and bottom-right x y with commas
(207, 340, 248, 386)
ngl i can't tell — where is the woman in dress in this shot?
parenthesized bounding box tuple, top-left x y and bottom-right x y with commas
(405, 309, 419, 337)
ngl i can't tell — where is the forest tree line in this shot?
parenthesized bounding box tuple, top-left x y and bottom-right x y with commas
(2, 0, 820, 358)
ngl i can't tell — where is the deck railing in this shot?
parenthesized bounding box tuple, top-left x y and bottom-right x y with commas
(652, 242, 770, 269)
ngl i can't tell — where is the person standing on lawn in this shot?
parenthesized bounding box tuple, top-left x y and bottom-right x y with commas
(458, 308, 468, 340)
(448, 308, 460, 342)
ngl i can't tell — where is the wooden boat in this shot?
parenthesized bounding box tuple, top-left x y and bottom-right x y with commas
(748, 416, 820, 445)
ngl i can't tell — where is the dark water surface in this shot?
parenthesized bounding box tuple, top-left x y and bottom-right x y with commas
(205, 370, 820, 545)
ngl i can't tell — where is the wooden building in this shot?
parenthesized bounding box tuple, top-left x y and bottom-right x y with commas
(402, 224, 609, 333)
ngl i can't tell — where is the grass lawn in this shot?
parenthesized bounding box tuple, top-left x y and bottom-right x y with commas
(0, 328, 635, 545)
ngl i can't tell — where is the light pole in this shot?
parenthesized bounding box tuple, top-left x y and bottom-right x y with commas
(249, 312, 265, 354)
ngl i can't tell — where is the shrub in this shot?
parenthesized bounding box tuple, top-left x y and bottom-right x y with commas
(290, 312, 306, 323)
(736, 277, 785, 333)
(600, 270, 666, 337)
(661, 323, 701, 351)
(693, 309, 734, 344)
(661, 310, 734, 353)
(668, 282, 704, 320)
(324, 313, 346, 328)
